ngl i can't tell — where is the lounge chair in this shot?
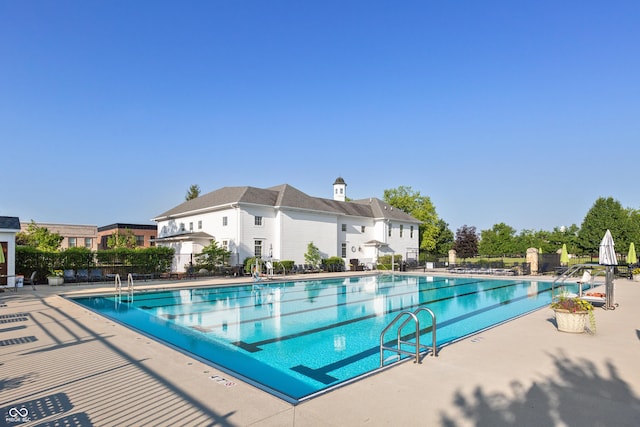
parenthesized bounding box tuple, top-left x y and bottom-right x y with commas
(89, 269, 104, 282)
(63, 269, 76, 283)
(76, 269, 89, 282)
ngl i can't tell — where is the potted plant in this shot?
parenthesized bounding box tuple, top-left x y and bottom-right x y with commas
(632, 268, 640, 282)
(47, 269, 64, 286)
(550, 293, 595, 333)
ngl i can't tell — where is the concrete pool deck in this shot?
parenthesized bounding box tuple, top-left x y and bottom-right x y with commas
(1, 272, 639, 426)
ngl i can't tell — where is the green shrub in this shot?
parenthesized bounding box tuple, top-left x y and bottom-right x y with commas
(275, 260, 295, 273)
(322, 257, 345, 271)
(377, 254, 403, 265)
(16, 246, 174, 279)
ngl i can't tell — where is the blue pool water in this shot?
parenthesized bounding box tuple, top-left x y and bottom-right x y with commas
(70, 274, 564, 402)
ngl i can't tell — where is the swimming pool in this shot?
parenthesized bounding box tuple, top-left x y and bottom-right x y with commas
(70, 274, 563, 403)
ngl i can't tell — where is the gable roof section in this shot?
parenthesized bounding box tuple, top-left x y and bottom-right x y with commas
(153, 186, 273, 220)
(352, 198, 420, 223)
(0, 216, 21, 231)
(153, 184, 420, 223)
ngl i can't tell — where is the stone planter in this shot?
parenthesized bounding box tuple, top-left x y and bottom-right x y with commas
(47, 276, 64, 286)
(554, 309, 588, 333)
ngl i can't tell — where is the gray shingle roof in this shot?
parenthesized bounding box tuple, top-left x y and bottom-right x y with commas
(153, 184, 420, 223)
(0, 216, 21, 230)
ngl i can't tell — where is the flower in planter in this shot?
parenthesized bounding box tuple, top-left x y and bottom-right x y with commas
(550, 294, 593, 313)
(550, 293, 596, 332)
(49, 269, 63, 277)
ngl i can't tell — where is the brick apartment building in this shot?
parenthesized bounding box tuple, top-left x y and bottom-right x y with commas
(20, 222, 99, 251)
(97, 223, 157, 250)
(19, 222, 158, 251)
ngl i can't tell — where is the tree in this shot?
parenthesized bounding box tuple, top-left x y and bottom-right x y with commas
(185, 184, 201, 201)
(107, 230, 136, 249)
(628, 209, 640, 249)
(16, 221, 63, 251)
(577, 197, 630, 254)
(383, 186, 446, 253)
(454, 225, 478, 260)
(304, 242, 321, 267)
(478, 223, 517, 256)
(195, 239, 230, 271)
(546, 225, 580, 254)
(433, 219, 454, 256)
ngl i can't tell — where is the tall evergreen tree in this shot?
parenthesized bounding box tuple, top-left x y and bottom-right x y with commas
(185, 184, 201, 201)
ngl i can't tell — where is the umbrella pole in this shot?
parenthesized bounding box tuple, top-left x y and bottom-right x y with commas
(605, 267, 616, 310)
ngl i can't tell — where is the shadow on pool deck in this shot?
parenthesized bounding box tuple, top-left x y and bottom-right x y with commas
(1, 272, 640, 426)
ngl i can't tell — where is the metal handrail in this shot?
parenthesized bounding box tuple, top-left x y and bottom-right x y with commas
(114, 273, 135, 301)
(379, 307, 438, 367)
(413, 307, 438, 357)
(552, 263, 607, 295)
(380, 311, 419, 366)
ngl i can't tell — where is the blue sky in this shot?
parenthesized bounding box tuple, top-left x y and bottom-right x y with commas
(2, 1, 638, 234)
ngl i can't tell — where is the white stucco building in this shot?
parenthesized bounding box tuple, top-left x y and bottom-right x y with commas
(152, 178, 420, 272)
(0, 216, 21, 288)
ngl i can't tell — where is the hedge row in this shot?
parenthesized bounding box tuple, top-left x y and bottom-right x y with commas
(16, 246, 174, 282)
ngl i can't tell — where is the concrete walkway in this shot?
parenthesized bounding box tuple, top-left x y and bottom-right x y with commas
(1, 274, 639, 426)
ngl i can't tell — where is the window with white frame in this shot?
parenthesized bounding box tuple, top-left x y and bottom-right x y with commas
(388, 223, 392, 237)
(410, 225, 414, 238)
(341, 243, 347, 258)
(222, 240, 229, 251)
(222, 216, 228, 226)
(400, 224, 404, 238)
(198, 220, 202, 229)
(135, 235, 144, 246)
(255, 216, 262, 226)
(342, 224, 347, 232)
(68, 237, 76, 248)
(84, 238, 92, 248)
(361, 225, 365, 233)
(254, 240, 263, 257)
(189, 222, 193, 231)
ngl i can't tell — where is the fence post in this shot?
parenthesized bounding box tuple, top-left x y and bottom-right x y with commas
(448, 249, 457, 267)
(526, 248, 539, 275)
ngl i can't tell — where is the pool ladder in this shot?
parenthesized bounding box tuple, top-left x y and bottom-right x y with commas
(380, 307, 437, 367)
(114, 273, 134, 301)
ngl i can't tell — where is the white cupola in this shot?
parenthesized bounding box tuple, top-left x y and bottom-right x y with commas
(333, 177, 347, 202)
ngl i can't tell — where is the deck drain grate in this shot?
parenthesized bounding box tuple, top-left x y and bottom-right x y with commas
(0, 336, 38, 346)
(0, 313, 30, 319)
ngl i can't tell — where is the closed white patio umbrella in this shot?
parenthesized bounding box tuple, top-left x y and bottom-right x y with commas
(599, 230, 617, 266)
(599, 229, 617, 309)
